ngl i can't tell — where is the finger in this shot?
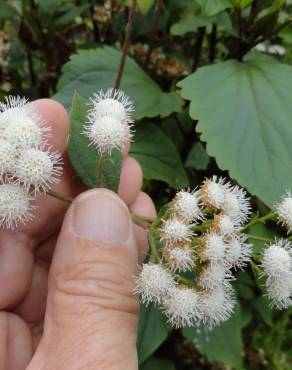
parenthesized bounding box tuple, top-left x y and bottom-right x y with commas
(130, 192, 157, 263)
(0, 312, 32, 370)
(35, 155, 143, 263)
(0, 99, 71, 309)
(14, 262, 48, 324)
(0, 233, 33, 309)
(118, 156, 143, 205)
(28, 189, 139, 370)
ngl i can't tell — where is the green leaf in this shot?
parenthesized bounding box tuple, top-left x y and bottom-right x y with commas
(183, 304, 244, 369)
(68, 92, 122, 191)
(185, 142, 210, 170)
(171, 15, 214, 36)
(137, 304, 172, 364)
(171, 12, 232, 36)
(54, 4, 90, 30)
(252, 296, 273, 326)
(0, 2, 19, 19)
(140, 357, 175, 370)
(161, 118, 184, 151)
(178, 59, 292, 208)
(131, 123, 189, 189)
(55, 47, 182, 119)
(231, 0, 253, 9)
(248, 223, 277, 253)
(123, 0, 155, 14)
(196, 0, 231, 16)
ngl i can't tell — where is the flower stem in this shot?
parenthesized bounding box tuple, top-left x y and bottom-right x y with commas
(246, 234, 273, 243)
(96, 155, 104, 187)
(250, 260, 261, 274)
(149, 233, 161, 263)
(47, 190, 73, 203)
(242, 211, 275, 231)
(131, 213, 155, 229)
(173, 274, 194, 287)
(114, 0, 137, 90)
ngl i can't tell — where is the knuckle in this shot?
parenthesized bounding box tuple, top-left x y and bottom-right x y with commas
(50, 243, 139, 319)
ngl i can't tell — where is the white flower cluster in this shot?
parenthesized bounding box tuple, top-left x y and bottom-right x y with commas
(84, 88, 134, 155)
(254, 192, 292, 309)
(276, 192, 292, 233)
(261, 240, 292, 309)
(0, 96, 63, 229)
(135, 178, 252, 329)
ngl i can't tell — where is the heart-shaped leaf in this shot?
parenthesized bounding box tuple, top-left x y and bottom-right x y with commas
(55, 47, 182, 119)
(178, 58, 292, 207)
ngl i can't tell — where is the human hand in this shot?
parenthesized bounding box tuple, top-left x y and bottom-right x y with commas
(0, 99, 156, 370)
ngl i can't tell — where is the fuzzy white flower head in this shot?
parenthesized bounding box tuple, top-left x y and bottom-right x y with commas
(266, 276, 292, 309)
(173, 190, 202, 223)
(164, 287, 201, 328)
(222, 185, 251, 224)
(84, 115, 131, 155)
(276, 192, 292, 233)
(0, 95, 49, 149)
(160, 217, 194, 245)
(0, 95, 27, 113)
(13, 148, 63, 193)
(213, 213, 238, 236)
(90, 88, 134, 122)
(226, 235, 252, 270)
(198, 263, 233, 290)
(201, 232, 227, 264)
(0, 139, 16, 177)
(134, 263, 176, 305)
(165, 246, 195, 272)
(0, 183, 35, 229)
(201, 176, 229, 209)
(261, 239, 292, 279)
(84, 89, 134, 155)
(199, 285, 235, 329)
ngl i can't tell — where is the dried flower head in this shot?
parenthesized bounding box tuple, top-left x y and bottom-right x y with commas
(134, 263, 176, 305)
(165, 245, 195, 272)
(173, 189, 202, 223)
(261, 239, 292, 279)
(0, 183, 35, 229)
(200, 285, 235, 328)
(164, 287, 201, 328)
(226, 235, 252, 270)
(160, 217, 194, 245)
(276, 192, 292, 233)
(201, 176, 228, 209)
(13, 148, 63, 193)
(222, 185, 251, 224)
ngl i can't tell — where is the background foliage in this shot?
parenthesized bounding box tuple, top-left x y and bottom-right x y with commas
(1, 0, 292, 369)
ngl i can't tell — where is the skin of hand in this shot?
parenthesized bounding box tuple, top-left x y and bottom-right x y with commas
(0, 99, 156, 370)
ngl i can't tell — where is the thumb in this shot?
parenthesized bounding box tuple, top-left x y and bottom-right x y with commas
(29, 189, 140, 370)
